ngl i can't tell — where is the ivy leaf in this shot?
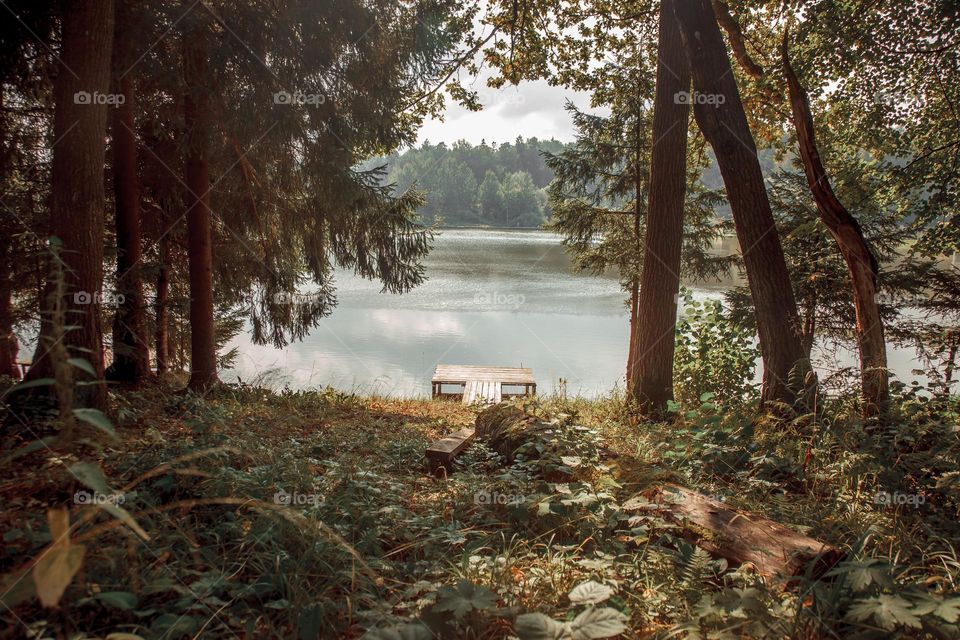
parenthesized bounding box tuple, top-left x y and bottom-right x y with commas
(931, 597, 960, 623)
(569, 580, 614, 605)
(433, 580, 497, 618)
(825, 560, 894, 591)
(513, 613, 567, 640)
(846, 595, 921, 630)
(568, 606, 628, 639)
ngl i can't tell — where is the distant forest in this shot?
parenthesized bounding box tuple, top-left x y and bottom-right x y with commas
(368, 137, 783, 227)
(369, 137, 570, 227)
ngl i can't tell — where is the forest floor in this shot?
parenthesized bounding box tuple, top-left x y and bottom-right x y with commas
(1, 383, 958, 639)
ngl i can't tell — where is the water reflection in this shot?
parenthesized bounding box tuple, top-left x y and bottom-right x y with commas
(224, 229, 926, 396)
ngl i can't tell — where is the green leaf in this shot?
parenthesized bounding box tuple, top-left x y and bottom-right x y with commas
(3, 377, 55, 395)
(73, 408, 116, 438)
(846, 595, 921, 630)
(825, 560, 893, 591)
(1, 437, 57, 467)
(513, 613, 566, 640)
(150, 613, 200, 638)
(931, 597, 960, 623)
(433, 580, 497, 618)
(99, 503, 150, 541)
(569, 606, 628, 639)
(67, 358, 96, 376)
(69, 461, 112, 495)
(89, 591, 139, 610)
(362, 623, 434, 640)
(569, 580, 614, 605)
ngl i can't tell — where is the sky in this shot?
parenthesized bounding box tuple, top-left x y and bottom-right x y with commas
(415, 75, 604, 146)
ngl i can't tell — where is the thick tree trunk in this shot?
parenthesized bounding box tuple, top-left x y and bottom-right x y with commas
(155, 229, 170, 376)
(182, 18, 219, 391)
(781, 37, 888, 418)
(107, 5, 150, 385)
(630, 0, 691, 416)
(672, 0, 808, 407)
(25, 0, 115, 409)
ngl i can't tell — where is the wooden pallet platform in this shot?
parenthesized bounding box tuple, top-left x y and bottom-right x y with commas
(431, 364, 536, 404)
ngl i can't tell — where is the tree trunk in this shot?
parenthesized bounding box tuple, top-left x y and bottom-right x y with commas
(107, 4, 151, 385)
(630, 0, 691, 416)
(155, 228, 170, 376)
(182, 17, 219, 391)
(672, 0, 808, 407)
(0, 267, 19, 379)
(781, 36, 888, 418)
(25, 0, 115, 409)
(625, 277, 639, 386)
(625, 133, 643, 388)
(801, 291, 816, 361)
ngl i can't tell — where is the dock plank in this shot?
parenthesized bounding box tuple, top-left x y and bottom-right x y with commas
(431, 364, 536, 403)
(425, 427, 476, 475)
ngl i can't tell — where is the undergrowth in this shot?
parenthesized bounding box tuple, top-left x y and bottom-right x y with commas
(0, 380, 958, 639)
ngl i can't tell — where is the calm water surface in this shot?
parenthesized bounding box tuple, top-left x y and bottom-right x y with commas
(224, 228, 925, 397)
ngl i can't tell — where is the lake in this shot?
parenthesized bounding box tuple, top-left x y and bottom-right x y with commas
(223, 228, 927, 397)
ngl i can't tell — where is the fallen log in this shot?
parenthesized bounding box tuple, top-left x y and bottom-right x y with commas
(645, 483, 842, 582)
(475, 403, 539, 460)
(472, 404, 842, 583)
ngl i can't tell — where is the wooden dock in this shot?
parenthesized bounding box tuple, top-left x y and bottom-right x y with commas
(431, 364, 536, 405)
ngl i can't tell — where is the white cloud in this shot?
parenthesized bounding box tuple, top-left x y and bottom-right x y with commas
(416, 77, 603, 145)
